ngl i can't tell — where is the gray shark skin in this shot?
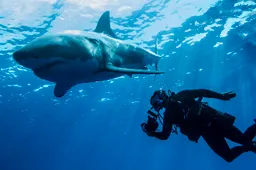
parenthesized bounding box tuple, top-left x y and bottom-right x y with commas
(12, 11, 164, 98)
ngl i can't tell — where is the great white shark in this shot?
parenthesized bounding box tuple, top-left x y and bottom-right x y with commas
(12, 11, 164, 98)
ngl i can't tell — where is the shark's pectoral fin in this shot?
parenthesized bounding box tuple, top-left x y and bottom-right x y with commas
(54, 83, 74, 98)
(105, 65, 164, 75)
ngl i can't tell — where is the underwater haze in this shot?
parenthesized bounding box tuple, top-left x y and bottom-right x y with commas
(1, 0, 256, 170)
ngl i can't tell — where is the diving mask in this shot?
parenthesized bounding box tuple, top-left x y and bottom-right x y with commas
(150, 90, 167, 111)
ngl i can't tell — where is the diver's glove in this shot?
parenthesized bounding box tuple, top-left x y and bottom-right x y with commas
(141, 123, 155, 137)
(141, 116, 159, 137)
(221, 91, 236, 101)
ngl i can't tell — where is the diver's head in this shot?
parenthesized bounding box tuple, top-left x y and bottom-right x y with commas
(141, 116, 159, 133)
(150, 89, 169, 112)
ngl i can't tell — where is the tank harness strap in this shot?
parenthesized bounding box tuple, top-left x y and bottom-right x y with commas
(197, 97, 203, 116)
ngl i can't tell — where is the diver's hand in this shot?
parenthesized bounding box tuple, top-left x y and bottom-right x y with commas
(221, 91, 236, 101)
(145, 131, 155, 137)
(141, 123, 155, 137)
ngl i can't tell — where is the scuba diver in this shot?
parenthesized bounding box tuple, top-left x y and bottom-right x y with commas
(141, 89, 256, 162)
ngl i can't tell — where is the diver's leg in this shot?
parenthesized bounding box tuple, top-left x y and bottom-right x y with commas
(243, 123, 256, 153)
(223, 123, 256, 145)
(243, 123, 256, 142)
(216, 121, 256, 155)
(202, 129, 247, 162)
(222, 125, 247, 145)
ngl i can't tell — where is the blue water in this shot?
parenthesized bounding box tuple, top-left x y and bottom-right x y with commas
(1, 0, 256, 169)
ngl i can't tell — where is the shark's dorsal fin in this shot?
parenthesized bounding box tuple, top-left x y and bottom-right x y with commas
(94, 11, 117, 39)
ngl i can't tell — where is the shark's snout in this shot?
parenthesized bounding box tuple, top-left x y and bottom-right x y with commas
(13, 48, 51, 70)
(13, 49, 29, 62)
(13, 49, 37, 69)
(13, 47, 68, 71)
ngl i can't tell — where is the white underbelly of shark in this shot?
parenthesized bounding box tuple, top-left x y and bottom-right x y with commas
(33, 58, 104, 83)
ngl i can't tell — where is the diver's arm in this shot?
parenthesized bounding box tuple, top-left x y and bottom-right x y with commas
(174, 89, 225, 100)
(147, 119, 172, 140)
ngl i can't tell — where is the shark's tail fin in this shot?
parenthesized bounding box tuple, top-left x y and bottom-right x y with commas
(155, 37, 158, 55)
(154, 36, 159, 81)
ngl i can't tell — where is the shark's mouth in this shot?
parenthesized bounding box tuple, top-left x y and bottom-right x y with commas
(32, 60, 63, 73)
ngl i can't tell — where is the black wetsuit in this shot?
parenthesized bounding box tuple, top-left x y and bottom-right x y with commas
(149, 89, 256, 162)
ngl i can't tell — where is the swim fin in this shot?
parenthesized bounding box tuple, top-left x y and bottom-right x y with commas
(250, 141, 256, 154)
